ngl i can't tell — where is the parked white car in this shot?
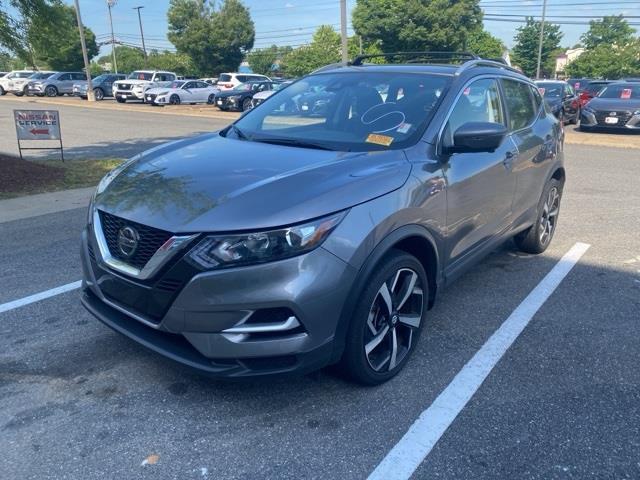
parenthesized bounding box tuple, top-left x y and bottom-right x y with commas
(250, 80, 293, 108)
(0, 70, 35, 96)
(112, 70, 177, 103)
(8, 71, 56, 96)
(144, 80, 219, 106)
(216, 72, 271, 91)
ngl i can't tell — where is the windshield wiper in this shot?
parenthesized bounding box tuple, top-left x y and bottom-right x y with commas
(251, 137, 335, 151)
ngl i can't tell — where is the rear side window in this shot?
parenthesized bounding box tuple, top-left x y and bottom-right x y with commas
(237, 75, 248, 83)
(502, 79, 537, 131)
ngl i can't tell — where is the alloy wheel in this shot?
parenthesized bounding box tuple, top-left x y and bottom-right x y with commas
(94, 88, 104, 101)
(45, 86, 57, 97)
(364, 268, 424, 372)
(539, 186, 560, 246)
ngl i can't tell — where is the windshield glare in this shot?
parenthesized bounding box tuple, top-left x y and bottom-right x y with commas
(128, 71, 153, 80)
(598, 84, 640, 99)
(232, 72, 450, 152)
(169, 81, 186, 89)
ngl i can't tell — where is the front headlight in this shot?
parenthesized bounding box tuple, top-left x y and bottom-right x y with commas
(634, 110, 640, 116)
(187, 212, 346, 270)
(157, 91, 169, 96)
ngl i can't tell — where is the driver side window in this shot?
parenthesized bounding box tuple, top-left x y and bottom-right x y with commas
(444, 78, 504, 146)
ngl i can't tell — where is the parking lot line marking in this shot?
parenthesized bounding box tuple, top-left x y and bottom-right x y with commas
(0, 280, 82, 314)
(368, 242, 591, 480)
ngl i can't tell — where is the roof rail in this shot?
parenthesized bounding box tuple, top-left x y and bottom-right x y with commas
(311, 62, 347, 74)
(455, 59, 522, 76)
(351, 51, 479, 66)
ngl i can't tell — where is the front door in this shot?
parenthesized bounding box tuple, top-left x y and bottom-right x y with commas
(441, 77, 517, 272)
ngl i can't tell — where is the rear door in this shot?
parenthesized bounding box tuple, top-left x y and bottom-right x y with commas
(442, 77, 518, 272)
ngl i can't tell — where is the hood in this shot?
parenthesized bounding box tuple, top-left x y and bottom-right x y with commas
(587, 98, 640, 111)
(115, 79, 151, 86)
(145, 86, 177, 94)
(95, 133, 411, 233)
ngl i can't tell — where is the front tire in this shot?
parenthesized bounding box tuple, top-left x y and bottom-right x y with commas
(241, 97, 252, 112)
(94, 88, 104, 101)
(45, 85, 58, 97)
(207, 94, 215, 105)
(514, 178, 562, 254)
(0, 86, 6, 95)
(116, 96, 126, 103)
(169, 94, 181, 105)
(342, 250, 428, 385)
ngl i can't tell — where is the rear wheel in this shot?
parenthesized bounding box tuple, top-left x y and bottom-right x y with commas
(342, 250, 428, 385)
(169, 94, 181, 105)
(45, 85, 58, 97)
(514, 178, 562, 254)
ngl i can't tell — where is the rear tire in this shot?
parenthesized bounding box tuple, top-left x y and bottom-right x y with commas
(341, 250, 428, 385)
(514, 178, 563, 254)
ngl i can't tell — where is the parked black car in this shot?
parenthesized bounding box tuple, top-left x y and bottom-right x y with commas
(535, 80, 580, 124)
(81, 53, 565, 383)
(567, 77, 591, 92)
(215, 81, 278, 111)
(580, 82, 640, 131)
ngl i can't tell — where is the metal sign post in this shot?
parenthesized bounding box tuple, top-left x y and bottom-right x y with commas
(13, 109, 64, 161)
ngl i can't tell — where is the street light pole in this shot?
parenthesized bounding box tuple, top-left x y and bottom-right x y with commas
(73, 0, 95, 101)
(133, 6, 147, 67)
(535, 0, 548, 79)
(107, 0, 118, 73)
(340, 0, 348, 64)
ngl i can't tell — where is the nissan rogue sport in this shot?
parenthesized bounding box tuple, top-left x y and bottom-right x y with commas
(81, 53, 565, 385)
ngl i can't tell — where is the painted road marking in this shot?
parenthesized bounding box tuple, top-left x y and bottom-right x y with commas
(0, 280, 82, 314)
(368, 242, 591, 480)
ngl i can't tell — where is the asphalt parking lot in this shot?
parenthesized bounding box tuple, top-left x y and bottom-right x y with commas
(1, 139, 639, 479)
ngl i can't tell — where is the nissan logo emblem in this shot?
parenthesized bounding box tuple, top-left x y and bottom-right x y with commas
(117, 226, 139, 258)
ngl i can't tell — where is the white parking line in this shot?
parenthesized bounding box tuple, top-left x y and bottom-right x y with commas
(368, 242, 591, 480)
(0, 280, 82, 314)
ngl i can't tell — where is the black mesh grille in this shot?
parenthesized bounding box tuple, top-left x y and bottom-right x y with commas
(146, 93, 157, 103)
(595, 110, 632, 126)
(98, 210, 173, 270)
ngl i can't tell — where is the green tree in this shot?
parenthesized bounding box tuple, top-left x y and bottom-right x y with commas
(581, 15, 636, 50)
(566, 41, 640, 79)
(98, 46, 144, 73)
(168, 0, 254, 76)
(28, 3, 98, 70)
(148, 50, 195, 75)
(466, 29, 505, 59)
(352, 0, 483, 53)
(247, 45, 279, 75)
(280, 26, 341, 77)
(511, 17, 563, 78)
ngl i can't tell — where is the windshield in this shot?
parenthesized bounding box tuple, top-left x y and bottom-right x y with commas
(168, 81, 186, 89)
(231, 72, 450, 152)
(583, 82, 609, 94)
(128, 71, 153, 80)
(29, 72, 53, 79)
(92, 74, 109, 83)
(537, 84, 563, 98)
(233, 83, 254, 91)
(598, 84, 640, 99)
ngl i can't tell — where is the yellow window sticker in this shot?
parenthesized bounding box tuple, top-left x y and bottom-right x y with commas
(366, 133, 394, 147)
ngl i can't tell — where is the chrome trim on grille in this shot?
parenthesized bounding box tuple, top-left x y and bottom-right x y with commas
(93, 210, 197, 280)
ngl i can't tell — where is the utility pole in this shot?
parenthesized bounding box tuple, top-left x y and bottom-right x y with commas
(535, 0, 547, 79)
(340, 0, 348, 64)
(73, 0, 95, 101)
(107, 0, 118, 73)
(133, 6, 147, 67)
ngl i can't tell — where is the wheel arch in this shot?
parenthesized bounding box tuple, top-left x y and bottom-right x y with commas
(330, 224, 441, 363)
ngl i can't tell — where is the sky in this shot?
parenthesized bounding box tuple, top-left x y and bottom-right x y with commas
(63, 0, 640, 58)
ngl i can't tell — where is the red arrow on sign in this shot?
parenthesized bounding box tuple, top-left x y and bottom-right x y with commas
(30, 128, 49, 135)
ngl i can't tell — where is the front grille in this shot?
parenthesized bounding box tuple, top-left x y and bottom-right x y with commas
(146, 93, 157, 103)
(117, 83, 132, 91)
(98, 210, 173, 270)
(595, 110, 633, 126)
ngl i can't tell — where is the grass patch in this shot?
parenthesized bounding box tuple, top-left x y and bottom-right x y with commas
(0, 155, 123, 200)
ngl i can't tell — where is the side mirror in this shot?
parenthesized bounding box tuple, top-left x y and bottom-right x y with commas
(447, 122, 507, 154)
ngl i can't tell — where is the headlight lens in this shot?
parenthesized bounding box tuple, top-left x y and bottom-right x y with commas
(187, 212, 346, 270)
(157, 91, 168, 96)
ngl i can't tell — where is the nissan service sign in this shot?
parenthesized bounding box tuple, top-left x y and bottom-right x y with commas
(14, 110, 61, 140)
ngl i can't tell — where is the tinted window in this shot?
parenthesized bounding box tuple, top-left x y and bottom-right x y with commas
(58, 73, 71, 81)
(219, 74, 232, 82)
(184, 81, 196, 89)
(232, 72, 450, 152)
(598, 84, 640, 99)
(237, 75, 248, 83)
(445, 78, 504, 142)
(502, 79, 536, 131)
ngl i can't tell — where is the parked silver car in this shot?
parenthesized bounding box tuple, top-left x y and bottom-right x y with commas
(28, 71, 87, 97)
(73, 73, 126, 100)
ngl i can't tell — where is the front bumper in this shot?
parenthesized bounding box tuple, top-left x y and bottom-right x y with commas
(580, 110, 640, 130)
(80, 226, 357, 377)
(115, 90, 144, 101)
(215, 96, 241, 110)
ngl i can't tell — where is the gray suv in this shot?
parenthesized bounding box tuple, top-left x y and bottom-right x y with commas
(29, 71, 86, 97)
(81, 53, 565, 384)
